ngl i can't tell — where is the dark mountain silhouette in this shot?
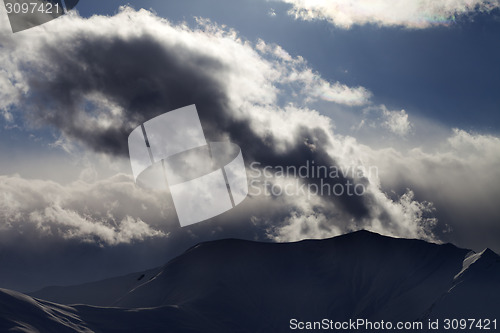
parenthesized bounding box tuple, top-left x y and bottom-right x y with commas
(0, 230, 497, 332)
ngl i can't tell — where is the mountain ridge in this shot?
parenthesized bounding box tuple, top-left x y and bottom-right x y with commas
(30, 230, 490, 309)
(9, 230, 499, 332)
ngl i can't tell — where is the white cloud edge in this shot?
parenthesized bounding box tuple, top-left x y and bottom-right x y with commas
(279, 0, 500, 29)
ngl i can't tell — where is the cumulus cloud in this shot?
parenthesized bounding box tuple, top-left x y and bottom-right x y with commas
(255, 40, 372, 105)
(354, 105, 413, 137)
(264, 183, 437, 243)
(382, 108, 412, 136)
(0, 174, 168, 246)
(0, 69, 22, 122)
(362, 129, 500, 251)
(279, 0, 500, 29)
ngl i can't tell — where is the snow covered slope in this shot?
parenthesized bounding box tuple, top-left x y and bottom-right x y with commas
(6, 230, 499, 332)
(0, 288, 223, 333)
(30, 267, 161, 307)
(424, 248, 500, 319)
(0, 288, 92, 333)
(114, 231, 474, 325)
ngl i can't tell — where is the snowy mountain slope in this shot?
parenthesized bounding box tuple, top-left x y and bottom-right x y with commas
(424, 248, 500, 319)
(114, 231, 473, 325)
(30, 267, 161, 307)
(0, 288, 223, 333)
(6, 230, 499, 333)
(0, 288, 92, 333)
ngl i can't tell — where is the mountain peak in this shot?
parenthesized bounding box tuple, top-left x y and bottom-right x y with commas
(454, 248, 500, 280)
(482, 248, 500, 258)
(20, 232, 499, 332)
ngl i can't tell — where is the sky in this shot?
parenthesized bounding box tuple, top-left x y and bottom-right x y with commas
(0, 0, 499, 292)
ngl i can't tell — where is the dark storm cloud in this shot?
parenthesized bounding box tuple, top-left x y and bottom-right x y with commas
(18, 13, 372, 221)
(27, 34, 227, 156)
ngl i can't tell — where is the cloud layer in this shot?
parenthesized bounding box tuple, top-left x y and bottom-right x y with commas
(0, 7, 440, 244)
(279, 0, 500, 28)
(366, 129, 500, 251)
(0, 174, 169, 246)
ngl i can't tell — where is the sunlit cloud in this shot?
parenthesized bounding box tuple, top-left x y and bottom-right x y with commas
(279, 0, 500, 28)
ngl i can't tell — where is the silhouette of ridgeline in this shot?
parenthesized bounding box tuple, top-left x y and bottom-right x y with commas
(1, 230, 498, 332)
